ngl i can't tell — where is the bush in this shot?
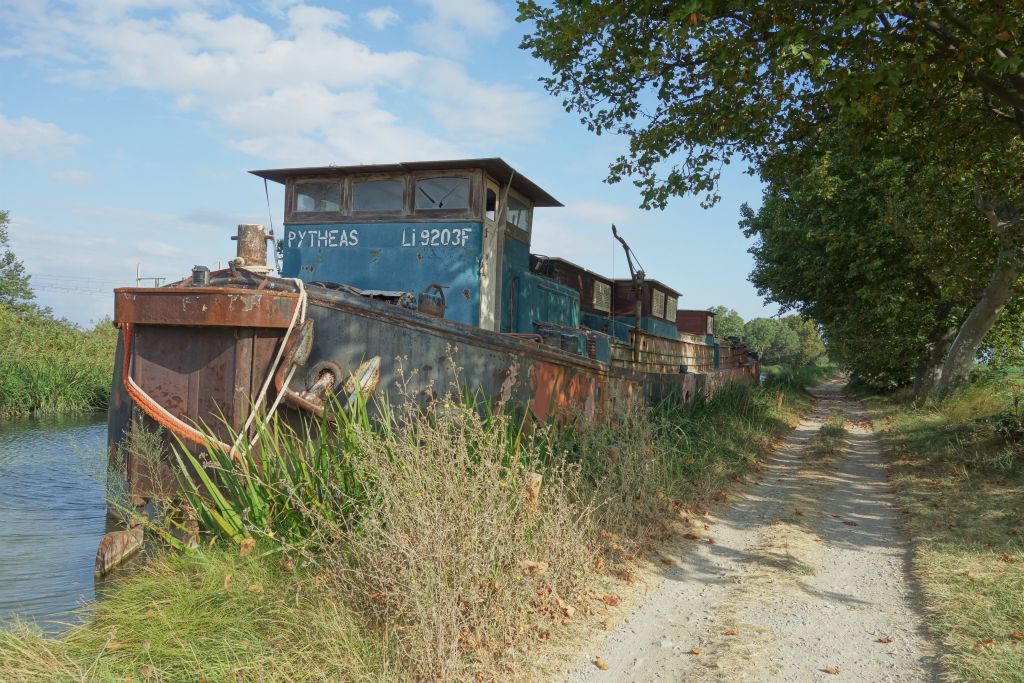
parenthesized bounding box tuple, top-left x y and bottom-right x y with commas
(0, 305, 116, 417)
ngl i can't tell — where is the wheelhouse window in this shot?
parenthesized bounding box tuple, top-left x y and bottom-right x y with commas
(485, 187, 497, 221)
(415, 176, 470, 210)
(294, 181, 341, 213)
(353, 179, 403, 212)
(507, 196, 531, 231)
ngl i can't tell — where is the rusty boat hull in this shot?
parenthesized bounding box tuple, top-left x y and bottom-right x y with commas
(107, 272, 758, 505)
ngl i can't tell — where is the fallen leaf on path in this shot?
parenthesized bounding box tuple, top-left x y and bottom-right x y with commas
(682, 533, 701, 541)
(721, 629, 739, 636)
(1011, 631, 1024, 641)
(843, 520, 859, 526)
(690, 647, 702, 655)
(973, 638, 995, 652)
(594, 656, 608, 670)
(1000, 553, 1016, 563)
(824, 665, 840, 675)
(831, 514, 841, 519)
(600, 595, 620, 606)
(707, 538, 717, 545)
(603, 617, 613, 631)
(877, 636, 893, 644)
(520, 560, 549, 575)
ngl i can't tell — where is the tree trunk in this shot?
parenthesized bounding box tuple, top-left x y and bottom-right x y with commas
(912, 322, 957, 399)
(933, 244, 1022, 397)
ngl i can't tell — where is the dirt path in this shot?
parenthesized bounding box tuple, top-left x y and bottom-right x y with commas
(566, 380, 939, 682)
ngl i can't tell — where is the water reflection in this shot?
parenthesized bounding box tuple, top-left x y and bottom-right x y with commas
(0, 414, 108, 632)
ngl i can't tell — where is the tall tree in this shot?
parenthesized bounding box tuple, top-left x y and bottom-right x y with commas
(782, 316, 826, 366)
(709, 305, 744, 339)
(520, 1, 1024, 394)
(0, 210, 37, 314)
(743, 317, 800, 366)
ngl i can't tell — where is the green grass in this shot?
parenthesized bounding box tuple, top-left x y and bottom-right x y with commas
(868, 374, 1024, 682)
(812, 411, 847, 459)
(0, 305, 117, 417)
(0, 548, 394, 682)
(1, 367, 825, 681)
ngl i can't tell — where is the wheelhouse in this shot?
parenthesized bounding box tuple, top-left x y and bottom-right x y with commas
(252, 158, 562, 332)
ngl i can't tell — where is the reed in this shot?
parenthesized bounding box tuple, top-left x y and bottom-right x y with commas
(0, 306, 116, 417)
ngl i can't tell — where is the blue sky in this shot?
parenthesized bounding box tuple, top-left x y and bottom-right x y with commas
(0, 0, 777, 325)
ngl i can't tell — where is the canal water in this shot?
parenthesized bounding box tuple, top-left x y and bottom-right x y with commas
(0, 414, 109, 632)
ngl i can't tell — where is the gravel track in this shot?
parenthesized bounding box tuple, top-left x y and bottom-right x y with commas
(566, 380, 939, 682)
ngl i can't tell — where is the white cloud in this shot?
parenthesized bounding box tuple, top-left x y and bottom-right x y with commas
(412, 0, 505, 56)
(363, 7, 398, 30)
(422, 60, 550, 142)
(1, 2, 548, 166)
(51, 169, 94, 184)
(0, 114, 83, 160)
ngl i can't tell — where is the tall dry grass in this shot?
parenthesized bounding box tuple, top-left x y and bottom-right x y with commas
(1, 370, 818, 681)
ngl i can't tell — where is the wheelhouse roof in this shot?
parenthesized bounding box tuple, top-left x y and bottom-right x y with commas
(250, 158, 562, 208)
(532, 255, 613, 284)
(613, 278, 682, 298)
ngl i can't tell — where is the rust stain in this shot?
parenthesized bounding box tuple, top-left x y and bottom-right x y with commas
(114, 287, 297, 328)
(528, 361, 601, 422)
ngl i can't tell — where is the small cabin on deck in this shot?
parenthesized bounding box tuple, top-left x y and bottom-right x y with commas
(676, 309, 716, 340)
(611, 279, 680, 340)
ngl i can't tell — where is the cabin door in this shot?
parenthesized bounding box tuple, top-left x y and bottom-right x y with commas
(479, 178, 504, 332)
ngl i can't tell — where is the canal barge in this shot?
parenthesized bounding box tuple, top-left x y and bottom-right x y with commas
(99, 158, 758, 572)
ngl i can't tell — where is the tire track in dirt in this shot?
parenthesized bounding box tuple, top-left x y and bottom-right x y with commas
(566, 380, 939, 682)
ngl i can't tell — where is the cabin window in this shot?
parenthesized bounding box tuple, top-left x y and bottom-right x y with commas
(507, 196, 531, 231)
(485, 187, 497, 221)
(353, 179, 403, 212)
(294, 181, 341, 213)
(665, 295, 678, 320)
(415, 176, 470, 210)
(651, 289, 665, 320)
(593, 281, 611, 312)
